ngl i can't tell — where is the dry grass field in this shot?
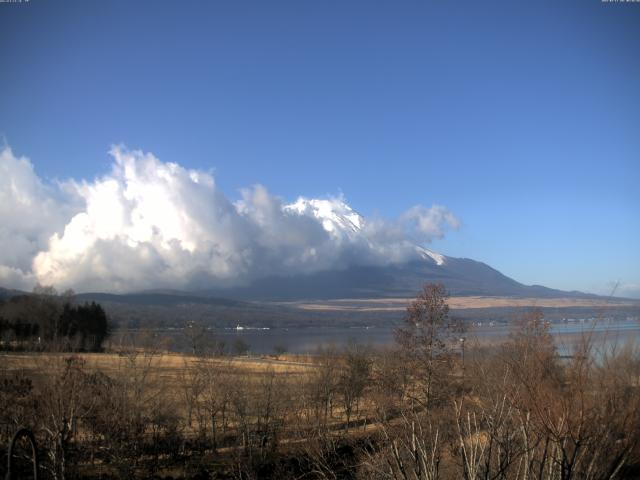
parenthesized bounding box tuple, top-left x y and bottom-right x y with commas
(289, 295, 640, 312)
(0, 349, 360, 477)
(0, 351, 317, 376)
(2, 339, 640, 479)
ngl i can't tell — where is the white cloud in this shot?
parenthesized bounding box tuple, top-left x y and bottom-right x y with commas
(0, 145, 460, 292)
(0, 147, 81, 288)
(401, 204, 461, 241)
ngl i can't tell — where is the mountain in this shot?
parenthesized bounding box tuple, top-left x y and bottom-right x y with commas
(200, 199, 597, 301)
(74, 291, 245, 307)
(205, 255, 594, 301)
(0, 287, 25, 301)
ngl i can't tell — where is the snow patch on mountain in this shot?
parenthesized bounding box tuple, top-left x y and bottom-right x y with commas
(416, 246, 446, 266)
(285, 197, 363, 237)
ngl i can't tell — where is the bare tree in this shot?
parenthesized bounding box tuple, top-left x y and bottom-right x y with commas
(184, 320, 208, 355)
(308, 345, 339, 433)
(395, 283, 455, 409)
(197, 357, 233, 450)
(37, 356, 95, 480)
(178, 357, 204, 429)
(338, 342, 371, 431)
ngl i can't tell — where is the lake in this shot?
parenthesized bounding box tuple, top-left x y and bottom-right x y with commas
(121, 317, 640, 356)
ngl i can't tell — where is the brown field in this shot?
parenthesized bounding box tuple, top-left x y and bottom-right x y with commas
(288, 295, 639, 312)
(0, 351, 317, 377)
(2, 324, 639, 480)
(0, 350, 378, 447)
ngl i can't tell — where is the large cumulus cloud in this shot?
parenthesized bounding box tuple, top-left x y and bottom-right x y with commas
(0, 147, 81, 288)
(0, 145, 460, 292)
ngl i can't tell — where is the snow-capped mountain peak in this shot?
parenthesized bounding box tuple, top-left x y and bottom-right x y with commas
(285, 197, 363, 235)
(285, 197, 447, 266)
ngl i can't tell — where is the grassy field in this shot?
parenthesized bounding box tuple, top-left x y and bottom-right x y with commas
(289, 295, 640, 312)
(0, 351, 318, 375)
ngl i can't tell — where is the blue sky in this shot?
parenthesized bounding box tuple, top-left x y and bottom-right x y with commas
(1, 0, 639, 296)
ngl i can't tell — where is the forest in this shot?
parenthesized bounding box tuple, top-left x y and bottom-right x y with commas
(0, 287, 110, 353)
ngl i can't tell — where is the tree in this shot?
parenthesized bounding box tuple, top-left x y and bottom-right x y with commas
(184, 320, 207, 355)
(58, 302, 110, 351)
(0, 290, 109, 352)
(273, 343, 288, 359)
(337, 342, 371, 430)
(37, 356, 95, 480)
(395, 283, 454, 408)
(197, 358, 233, 450)
(309, 345, 339, 432)
(233, 337, 250, 356)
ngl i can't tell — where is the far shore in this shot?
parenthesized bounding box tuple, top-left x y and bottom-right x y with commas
(287, 295, 640, 312)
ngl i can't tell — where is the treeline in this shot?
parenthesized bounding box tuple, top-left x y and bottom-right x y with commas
(0, 286, 110, 352)
(1, 284, 639, 479)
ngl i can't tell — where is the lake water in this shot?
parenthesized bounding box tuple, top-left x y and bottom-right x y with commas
(147, 317, 640, 356)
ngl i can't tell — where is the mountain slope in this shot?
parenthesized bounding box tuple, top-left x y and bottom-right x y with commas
(206, 255, 593, 301)
(75, 292, 245, 307)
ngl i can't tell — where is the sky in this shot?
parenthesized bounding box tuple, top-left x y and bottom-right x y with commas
(0, 0, 638, 296)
